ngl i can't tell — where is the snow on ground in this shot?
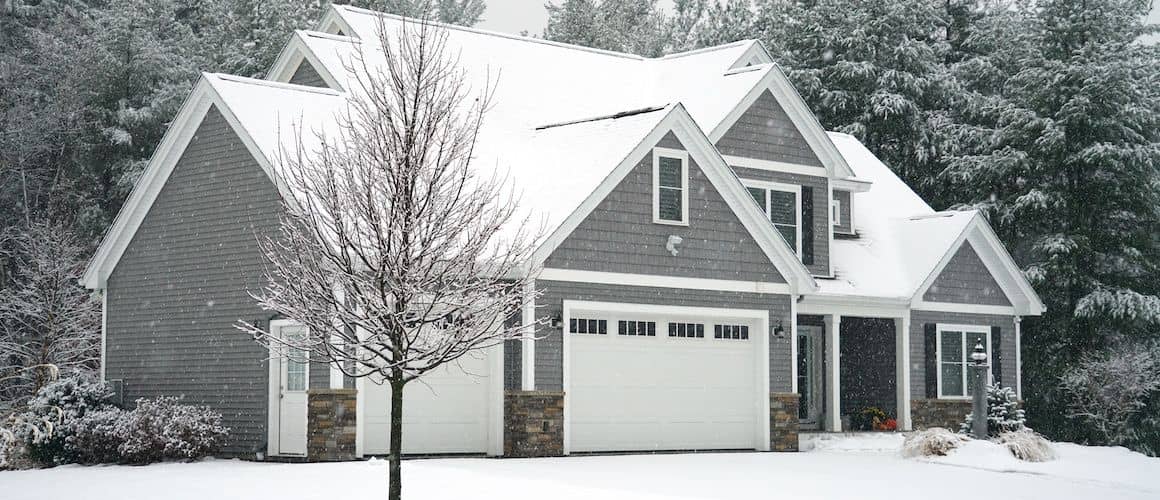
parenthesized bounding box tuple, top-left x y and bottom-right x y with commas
(3, 436, 1158, 500)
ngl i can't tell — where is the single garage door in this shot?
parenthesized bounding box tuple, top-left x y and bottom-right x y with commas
(362, 346, 497, 455)
(567, 303, 765, 452)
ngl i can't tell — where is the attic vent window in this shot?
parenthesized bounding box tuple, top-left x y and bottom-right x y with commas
(652, 148, 689, 225)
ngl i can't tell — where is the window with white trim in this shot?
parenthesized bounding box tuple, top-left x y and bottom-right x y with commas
(570, 318, 607, 335)
(745, 181, 801, 255)
(937, 324, 991, 398)
(652, 148, 689, 225)
(714, 324, 749, 340)
(618, 320, 656, 336)
(668, 322, 705, 338)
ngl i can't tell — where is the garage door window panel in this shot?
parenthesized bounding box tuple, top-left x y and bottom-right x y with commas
(618, 320, 656, 336)
(571, 318, 607, 335)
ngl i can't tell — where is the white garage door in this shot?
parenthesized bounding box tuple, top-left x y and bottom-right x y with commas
(361, 346, 498, 455)
(567, 303, 765, 453)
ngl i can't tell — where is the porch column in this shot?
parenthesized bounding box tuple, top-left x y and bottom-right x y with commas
(823, 314, 841, 432)
(521, 281, 536, 391)
(895, 315, 912, 431)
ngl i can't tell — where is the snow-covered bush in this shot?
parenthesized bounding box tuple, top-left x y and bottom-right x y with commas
(65, 407, 125, 464)
(116, 397, 229, 464)
(1059, 340, 1160, 454)
(18, 377, 114, 465)
(996, 429, 1057, 462)
(959, 383, 1026, 437)
(901, 428, 968, 458)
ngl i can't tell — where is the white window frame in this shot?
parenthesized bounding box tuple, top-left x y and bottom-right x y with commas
(742, 179, 802, 256)
(652, 147, 690, 226)
(831, 199, 841, 226)
(935, 323, 993, 400)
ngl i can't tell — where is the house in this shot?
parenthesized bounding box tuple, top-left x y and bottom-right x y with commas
(80, 5, 1044, 461)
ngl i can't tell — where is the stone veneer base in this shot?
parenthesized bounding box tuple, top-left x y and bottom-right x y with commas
(307, 388, 357, 461)
(770, 392, 800, 452)
(504, 390, 564, 458)
(910, 399, 972, 430)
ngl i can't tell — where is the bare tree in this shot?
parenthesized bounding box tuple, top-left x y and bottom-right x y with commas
(1059, 339, 1160, 449)
(0, 220, 101, 405)
(236, 16, 538, 500)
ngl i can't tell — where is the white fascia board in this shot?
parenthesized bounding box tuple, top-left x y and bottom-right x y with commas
(728, 40, 774, 69)
(539, 268, 791, 295)
(909, 213, 1045, 317)
(707, 65, 856, 180)
(81, 76, 287, 290)
(797, 294, 910, 318)
(529, 105, 816, 293)
(724, 155, 828, 178)
(831, 177, 872, 193)
(911, 301, 1017, 316)
(316, 4, 357, 36)
(265, 32, 346, 91)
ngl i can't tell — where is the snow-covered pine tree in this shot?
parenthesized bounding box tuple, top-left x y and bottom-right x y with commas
(940, 0, 1160, 450)
(347, 0, 486, 25)
(960, 383, 1027, 437)
(544, 0, 670, 56)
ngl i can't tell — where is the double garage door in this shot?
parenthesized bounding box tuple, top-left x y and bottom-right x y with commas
(567, 302, 766, 452)
(358, 303, 766, 455)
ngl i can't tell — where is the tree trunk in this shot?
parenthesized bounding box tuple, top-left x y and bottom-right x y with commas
(389, 377, 404, 500)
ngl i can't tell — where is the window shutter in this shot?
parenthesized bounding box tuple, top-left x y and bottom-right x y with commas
(801, 187, 814, 265)
(924, 323, 937, 398)
(991, 326, 1003, 386)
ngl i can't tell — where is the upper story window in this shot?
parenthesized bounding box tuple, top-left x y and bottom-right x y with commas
(936, 324, 991, 398)
(652, 148, 689, 225)
(745, 181, 802, 255)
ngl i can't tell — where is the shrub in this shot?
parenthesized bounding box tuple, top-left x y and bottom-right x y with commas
(65, 407, 125, 464)
(959, 383, 1025, 437)
(116, 396, 229, 464)
(1059, 340, 1160, 454)
(996, 429, 1057, 462)
(901, 427, 968, 458)
(852, 407, 889, 431)
(18, 377, 114, 465)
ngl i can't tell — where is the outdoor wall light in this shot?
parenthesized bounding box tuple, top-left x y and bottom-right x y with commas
(549, 314, 563, 329)
(666, 235, 683, 256)
(772, 320, 786, 338)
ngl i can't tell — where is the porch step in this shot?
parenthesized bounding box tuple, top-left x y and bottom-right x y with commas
(799, 431, 907, 452)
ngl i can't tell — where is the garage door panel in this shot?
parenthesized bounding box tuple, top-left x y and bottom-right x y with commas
(568, 310, 762, 453)
(363, 351, 492, 455)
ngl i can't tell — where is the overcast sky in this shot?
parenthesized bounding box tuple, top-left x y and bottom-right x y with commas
(477, 1, 1159, 42)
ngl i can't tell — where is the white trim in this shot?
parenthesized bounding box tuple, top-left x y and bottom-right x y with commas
(708, 65, 856, 179)
(528, 104, 816, 293)
(741, 179, 802, 257)
(99, 290, 107, 382)
(830, 199, 841, 226)
(728, 40, 774, 69)
(825, 179, 834, 272)
(538, 268, 792, 295)
(797, 295, 910, 318)
(355, 369, 365, 458)
(896, 314, 912, 431)
(265, 31, 345, 91)
(1014, 315, 1023, 399)
(724, 155, 828, 178)
(267, 318, 309, 458)
(934, 323, 993, 400)
(911, 301, 1017, 316)
(652, 147, 690, 226)
(560, 300, 771, 454)
(830, 178, 872, 193)
(488, 326, 505, 456)
(521, 281, 536, 391)
(911, 213, 1045, 317)
(823, 314, 841, 431)
(789, 298, 798, 394)
(316, 5, 357, 36)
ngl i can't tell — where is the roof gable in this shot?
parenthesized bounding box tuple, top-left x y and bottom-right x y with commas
(922, 240, 1012, 306)
(716, 89, 822, 167)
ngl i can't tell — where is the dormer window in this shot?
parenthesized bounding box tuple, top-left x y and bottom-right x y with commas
(745, 181, 802, 255)
(652, 148, 689, 225)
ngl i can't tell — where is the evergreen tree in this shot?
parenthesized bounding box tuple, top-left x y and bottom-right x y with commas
(346, 0, 486, 25)
(544, 0, 669, 56)
(942, 0, 1160, 447)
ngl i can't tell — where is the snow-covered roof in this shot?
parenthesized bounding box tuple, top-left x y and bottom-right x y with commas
(822, 132, 975, 300)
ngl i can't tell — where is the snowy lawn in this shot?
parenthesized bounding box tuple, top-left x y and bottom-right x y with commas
(3, 435, 1158, 500)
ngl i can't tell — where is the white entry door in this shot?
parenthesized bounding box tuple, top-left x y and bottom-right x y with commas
(273, 323, 309, 456)
(361, 345, 498, 455)
(566, 302, 766, 453)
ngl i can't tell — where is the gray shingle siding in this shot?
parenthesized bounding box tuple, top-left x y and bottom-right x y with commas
(923, 242, 1011, 306)
(715, 90, 822, 167)
(731, 166, 830, 276)
(909, 311, 1017, 397)
(105, 106, 281, 457)
(532, 280, 793, 392)
(288, 60, 327, 88)
(833, 189, 852, 234)
(545, 132, 784, 283)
